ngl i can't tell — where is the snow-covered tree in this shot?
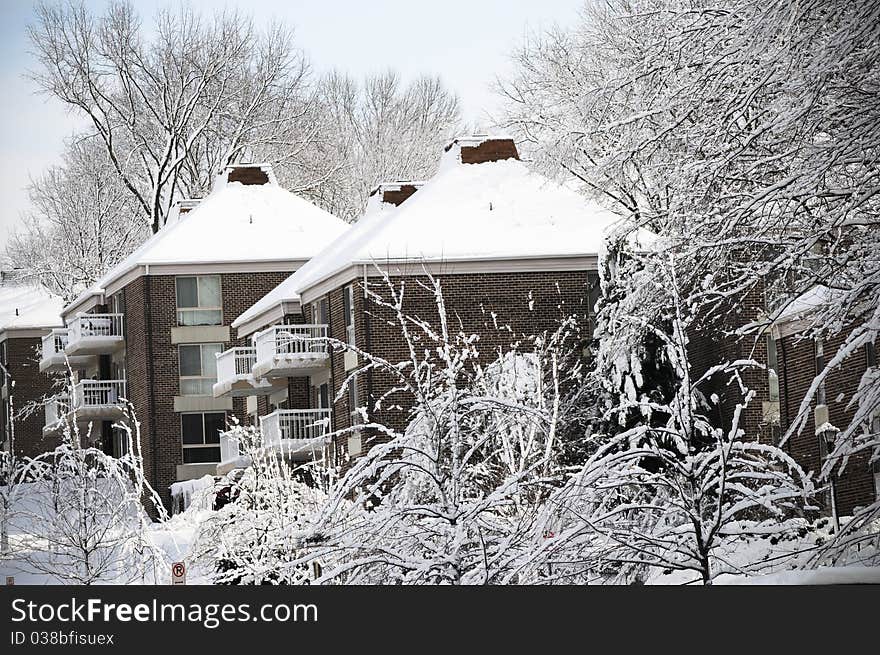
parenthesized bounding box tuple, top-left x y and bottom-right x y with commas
(305, 272, 569, 584)
(520, 251, 816, 584)
(28, 0, 321, 233)
(307, 70, 461, 220)
(501, 0, 879, 569)
(5, 138, 148, 300)
(13, 405, 166, 585)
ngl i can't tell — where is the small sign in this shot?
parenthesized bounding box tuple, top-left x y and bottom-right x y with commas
(5, 576, 13, 585)
(171, 561, 186, 585)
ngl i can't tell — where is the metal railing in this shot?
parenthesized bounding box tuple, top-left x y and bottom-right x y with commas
(41, 328, 69, 359)
(260, 409, 331, 448)
(68, 313, 124, 343)
(71, 379, 127, 409)
(253, 324, 328, 364)
(219, 432, 240, 462)
(45, 394, 70, 427)
(215, 347, 257, 382)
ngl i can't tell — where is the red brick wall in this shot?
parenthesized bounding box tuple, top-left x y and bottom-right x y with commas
(121, 271, 292, 508)
(311, 270, 594, 468)
(1, 335, 63, 458)
(779, 333, 876, 515)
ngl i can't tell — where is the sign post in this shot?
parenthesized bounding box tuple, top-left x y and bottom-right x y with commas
(171, 561, 186, 585)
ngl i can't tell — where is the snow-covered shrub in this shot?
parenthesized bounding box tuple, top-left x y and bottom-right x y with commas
(308, 272, 569, 584)
(522, 253, 817, 584)
(12, 415, 167, 585)
(192, 424, 327, 585)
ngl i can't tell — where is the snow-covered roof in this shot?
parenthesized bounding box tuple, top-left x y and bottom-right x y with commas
(64, 168, 349, 318)
(233, 148, 622, 333)
(773, 285, 839, 323)
(0, 283, 63, 337)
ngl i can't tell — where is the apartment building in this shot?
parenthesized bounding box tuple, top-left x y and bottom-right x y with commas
(0, 280, 64, 459)
(768, 287, 878, 514)
(40, 164, 348, 507)
(218, 136, 617, 471)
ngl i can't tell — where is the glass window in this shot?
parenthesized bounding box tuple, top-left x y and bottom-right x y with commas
(867, 342, 877, 368)
(318, 383, 330, 409)
(179, 343, 223, 396)
(815, 340, 826, 406)
(312, 297, 329, 325)
(181, 412, 225, 463)
(176, 275, 222, 326)
(767, 336, 780, 403)
(348, 376, 361, 426)
(343, 286, 355, 345)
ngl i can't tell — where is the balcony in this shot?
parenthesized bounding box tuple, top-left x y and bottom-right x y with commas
(212, 347, 284, 398)
(39, 328, 93, 372)
(43, 394, 70, 435)
(70, 379, 127, 421)
(259, 409, 331, 461)
(252, 325, 329, 380)
(65, 313, 125, 356)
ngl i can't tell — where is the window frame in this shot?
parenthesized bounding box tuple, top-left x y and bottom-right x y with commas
(343, 285, 356, 346)
(175, 275, 223, 326)
(178, 342, 223, 396)
(180, 411, 225, 464)
(347, 375, 361, 426)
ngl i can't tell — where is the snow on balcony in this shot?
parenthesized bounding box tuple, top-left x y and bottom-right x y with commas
(70, 379, 127, 421)
(65, 313, 125, 356)
(252, 324, 329, 379)
(212, 346, 283, 398)
(39, 328, 92, 372)
(259, 409, 330, 461)
(42, 394, 70, 435)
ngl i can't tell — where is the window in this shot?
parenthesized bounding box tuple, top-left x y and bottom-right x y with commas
(112, 428, 130, 458)
(317, 382, 330, 409)
(176, 275, 222, 326)
(348, 376, 361, 426)
(179, 343, 223, 396)
(181, 412, 224, 463)
(311, 297, 329, 325)
(815, 339, 826, 406)
(343, 285, 355, 345)
(767, 336, 780, 403)
(867, 341, 877, 368)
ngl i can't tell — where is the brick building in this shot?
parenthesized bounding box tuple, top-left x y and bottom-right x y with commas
(40, 165, 348, 507)
(220, 137, 615, 471)
(0, 281, 64, 459)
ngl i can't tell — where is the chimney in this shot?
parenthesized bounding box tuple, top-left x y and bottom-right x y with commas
(225, 163, 276, 186)
(444, 135, 519, 165)
(176, 198, 201, 216)
(368, 181, 423, 207)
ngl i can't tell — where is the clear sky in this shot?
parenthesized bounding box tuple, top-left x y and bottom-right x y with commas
(0, 0, 582, 241)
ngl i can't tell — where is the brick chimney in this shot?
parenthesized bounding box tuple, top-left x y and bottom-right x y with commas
(444, 136, 519, 164)
(225, 163, 276, 186)
(368, 181, 423, 207)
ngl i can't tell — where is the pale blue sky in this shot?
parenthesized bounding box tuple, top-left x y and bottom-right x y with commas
(0, 0, 582, 240)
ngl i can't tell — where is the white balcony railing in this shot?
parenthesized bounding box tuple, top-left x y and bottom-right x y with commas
(217, 347, 256, 381)
(42, 328, 68, 359)
(71, 379, 126, 411)
(252, 324, 329, 378)
(260, 409, 331, 453)
(44, 394, 70, 428)
(254, 324, 327, 361)
(65, 313, 125, 356)
(69, 313, 124, 341)
(219, 431, 241, 462)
